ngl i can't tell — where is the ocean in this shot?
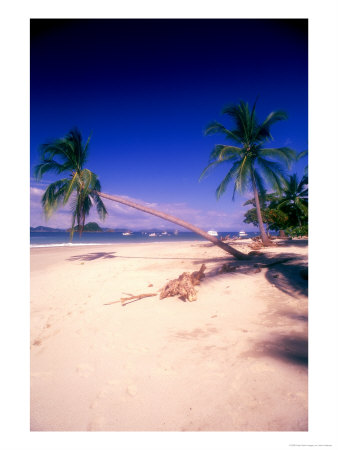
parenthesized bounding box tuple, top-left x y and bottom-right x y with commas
(30, 231, 262, 247)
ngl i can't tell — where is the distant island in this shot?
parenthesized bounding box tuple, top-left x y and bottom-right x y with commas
(30, 226, 64, 232)
(30, 224, 184, 233)
(30, 223, 134, 233)
(67, 222, 103, 232)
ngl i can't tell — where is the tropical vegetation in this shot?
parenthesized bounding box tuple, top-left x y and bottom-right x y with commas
(34, 128, 108, 239)
(200, 100, 296, 245)
(243, 172, 308, 236)
(275, 173, 308, 227)
(35, 129, 248, 259)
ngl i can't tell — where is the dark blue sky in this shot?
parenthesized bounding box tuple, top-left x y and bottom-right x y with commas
(30, 19, 308, 230)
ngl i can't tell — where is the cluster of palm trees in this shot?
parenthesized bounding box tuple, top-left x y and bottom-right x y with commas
(199, 100, 307, 244)
(242, 172, 308, 236)
(34, 99, 307, 260)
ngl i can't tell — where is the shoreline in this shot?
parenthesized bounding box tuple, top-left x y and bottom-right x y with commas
(31, 239, 308, 431)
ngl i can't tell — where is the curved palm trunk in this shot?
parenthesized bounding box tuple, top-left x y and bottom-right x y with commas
(96, 191, 248, 260)
(250, 171, 273, 246)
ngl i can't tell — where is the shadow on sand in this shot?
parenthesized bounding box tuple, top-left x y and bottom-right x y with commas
(67, 241, 308, 298)
(196, 251, 308, 298)
(67, 252, 225, 262)
(254, 334, 308, 367)
(67, 252, 116, 261)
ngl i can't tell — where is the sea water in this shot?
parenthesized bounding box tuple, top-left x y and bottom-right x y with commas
(30, 231, 262, 247)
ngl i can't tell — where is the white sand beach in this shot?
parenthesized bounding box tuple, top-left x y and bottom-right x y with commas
(30, 239, 308, 431)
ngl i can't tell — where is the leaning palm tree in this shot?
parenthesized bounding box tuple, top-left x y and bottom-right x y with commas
(35, 128, 248, 259)
(275, 173, 308, 226)
(200, 100, 296, 246)
(34, 128, 108, 239)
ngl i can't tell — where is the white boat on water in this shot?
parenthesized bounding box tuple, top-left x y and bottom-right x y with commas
(239, 230, 248, 238)
(149, 232, 156, 237)
(122, 231, 132, 236)
(207, 230, 218, 237)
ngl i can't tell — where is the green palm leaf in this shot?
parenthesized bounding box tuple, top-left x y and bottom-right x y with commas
(210, 145, 243, 162)
(91, 191, 108, 220)
(256, 157, 286, 193)
(41, 179, 70, 218)
(215, 161, 241, 199)
(204, 121, 242, 144)
(256, 110, 288, 141)
(34, 159, 68, 180)
(297, 150, 308, 161)
(234, 155, 251, 195)
(63, 172, 80, 204)
(34, 128, 107, 237)
(258, 147, 296, 168)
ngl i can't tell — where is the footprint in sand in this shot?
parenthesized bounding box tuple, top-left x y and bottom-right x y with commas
(76, 363, 94, 378)
(126, 384, 138, 397)
(92, 379, 121, 405)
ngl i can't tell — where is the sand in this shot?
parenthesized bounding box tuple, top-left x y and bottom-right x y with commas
(30, 238, 308, 431)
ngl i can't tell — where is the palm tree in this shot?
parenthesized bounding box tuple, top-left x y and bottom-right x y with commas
(94, 192, 248, 259)
(35, 129, 248, 260)
(275, 173, 308, 226)
(34, 128, 108, 239)
(200, 100, 296, 246)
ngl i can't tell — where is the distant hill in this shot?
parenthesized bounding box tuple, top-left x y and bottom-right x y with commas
(30, 226, 65, 232)
(31, 224, 125, 233)
(68, 222, 103, 232)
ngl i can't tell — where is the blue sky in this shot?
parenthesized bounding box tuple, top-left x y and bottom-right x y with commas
(30, 19, 308, 231)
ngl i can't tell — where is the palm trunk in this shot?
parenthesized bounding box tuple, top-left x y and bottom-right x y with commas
(79, 213, 85, 238)
(250, 171, 273, 246)
(96, 191, 248, 260)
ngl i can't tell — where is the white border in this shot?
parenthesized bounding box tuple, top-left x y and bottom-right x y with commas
(1, 1, 338, 449)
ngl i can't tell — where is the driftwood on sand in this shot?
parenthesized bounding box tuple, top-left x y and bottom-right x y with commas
(160, 264, 206, 302)
(104, 293, 157, 306)
(104, 253, 297, 306)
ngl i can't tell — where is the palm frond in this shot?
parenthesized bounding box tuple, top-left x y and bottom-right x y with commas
(215, 161, 241, 199)
(297, 150, 308, 161)
(256, 110, 288, 142)
(199, 160, 223, 181)
(209, 145, 243, 162)
(34, 160, 68, 180)
(234, 155, 251, 195)
(299, 174, 308, 191)
(63, 172, 80, 204)
(41, 179, 70, 218)
(252, 169, 266, 199)
(82, 195, 92, 217)
(222, 102, 250, 144)
(91, 192, 108, 220)
(256, 157, 286, 193)
(39, 141, 71, 165)
(204, 121, 243, 144)
(276, 199, 290, 210)
(81, 168, 98, 197)
(258, 147, 296, 169)
(295, 198, 308, 216)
